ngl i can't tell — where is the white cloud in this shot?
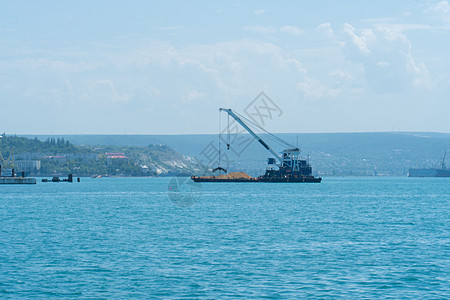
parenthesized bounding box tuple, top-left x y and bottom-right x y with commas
(4, 2, 450, 134)
(0, 28, 18, 32)
(158, 26, 183, 31)
(1, 16, 443, 134)
(328, 70, 352, 81)
(317, 22, 335, 38)
(244, 25, 303, 35)
(253, 9, 268, 15)
(92, 79, 129, 103)
(343, 23, 371, 54)
(182, 90, 207, 103)
(438, 0, 450, 12)
(341, 22, 432, 92)
(296, 77, 341, 99)
(280, 25, 303, 35)
(106, 39, 307, 107)
(243, 25, 276, 34)
(405, 53, 432, 88)
(64, 79, 74, 97)
(426, 1, 450, 22)
(377, 61, 390, 68)
(0, 58, 96, 73)
(285, 58, 307, 74)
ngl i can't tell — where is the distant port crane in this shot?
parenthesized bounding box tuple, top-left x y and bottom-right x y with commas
(441, 149, 447, 169)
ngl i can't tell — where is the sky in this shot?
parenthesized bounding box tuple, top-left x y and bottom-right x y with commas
(1, 0, 450, 134)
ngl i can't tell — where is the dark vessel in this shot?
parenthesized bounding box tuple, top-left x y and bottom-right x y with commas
(408, 150, 450, 177)
(257, 150, 322, 183)
(191, 108, 321, 183)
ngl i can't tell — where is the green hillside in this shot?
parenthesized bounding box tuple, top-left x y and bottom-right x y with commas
(0, 134, 197, 177)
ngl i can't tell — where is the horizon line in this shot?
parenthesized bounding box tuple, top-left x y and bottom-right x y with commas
(9, 131, 450, 136)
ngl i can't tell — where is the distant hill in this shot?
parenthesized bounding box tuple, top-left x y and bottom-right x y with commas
(1, 135, 198, 177)
(21, 132, 450, 176)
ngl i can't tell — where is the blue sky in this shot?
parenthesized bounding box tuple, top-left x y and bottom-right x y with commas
(1, 0, 450, 134)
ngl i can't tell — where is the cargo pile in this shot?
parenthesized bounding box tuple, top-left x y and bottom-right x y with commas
(215, 172, 253, 180)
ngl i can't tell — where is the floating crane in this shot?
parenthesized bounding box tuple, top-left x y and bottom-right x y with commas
(191, 108, 321, 182)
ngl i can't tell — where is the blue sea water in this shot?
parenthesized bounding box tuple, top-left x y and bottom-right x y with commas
(0, 177, 449, 299)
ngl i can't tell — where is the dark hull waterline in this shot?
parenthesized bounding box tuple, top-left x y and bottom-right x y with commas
(191, 176, 322, 183)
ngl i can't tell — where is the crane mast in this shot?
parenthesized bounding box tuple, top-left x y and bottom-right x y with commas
(219, 108, 283, 164)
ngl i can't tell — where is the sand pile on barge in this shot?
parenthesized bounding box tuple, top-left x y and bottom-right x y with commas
(216, 172, 253, 180)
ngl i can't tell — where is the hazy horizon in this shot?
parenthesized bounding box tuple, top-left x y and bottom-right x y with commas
(2, 1, 450, 134)
(14, 130, 450, 136)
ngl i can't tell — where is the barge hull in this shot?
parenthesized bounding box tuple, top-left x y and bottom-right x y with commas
(191, 176, 322, 183)
(0, 177, 37, 184)
(408, 168, 450, 177)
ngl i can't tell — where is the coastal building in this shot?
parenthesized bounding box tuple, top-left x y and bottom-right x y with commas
(14, 160, 41, 172)
(106, 152, 129, 165)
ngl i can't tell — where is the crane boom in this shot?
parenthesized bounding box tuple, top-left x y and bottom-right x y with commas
(219, 108, 283, 163)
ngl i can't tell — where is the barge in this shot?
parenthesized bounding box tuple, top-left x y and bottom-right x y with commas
(191, 108, 322, 183)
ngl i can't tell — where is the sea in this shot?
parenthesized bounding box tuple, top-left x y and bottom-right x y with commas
(0, 177, 449, 299)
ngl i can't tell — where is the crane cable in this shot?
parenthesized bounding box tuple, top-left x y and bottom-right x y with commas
(233, 110, 296, 149)
(218, 109, 221, 167)
(227, 114, 230, 150)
